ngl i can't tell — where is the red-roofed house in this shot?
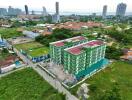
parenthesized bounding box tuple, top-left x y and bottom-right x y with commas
(0, 55, 18, 73)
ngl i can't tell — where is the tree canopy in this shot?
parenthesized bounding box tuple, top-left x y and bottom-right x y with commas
(35, 28, 80, 47)
(105, 46, 123, 60)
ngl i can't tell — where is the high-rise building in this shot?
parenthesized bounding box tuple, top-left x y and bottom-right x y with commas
(102, 5, 107, 18)
(14, 8, 22, 15)
(52, 14, 60, 23)
(25, 5, 29, 15)
(42, 6, 48, 16)
(8, 6, 14, 15)
(0, 8, 7, 16)
(8, 6, 22, 15)
(116, 3, 127, 17)
(31, 10, 35, 15)
(52, 2, 60, 23)
(50, 36, 88, 64)
(56, 2, 59, 15)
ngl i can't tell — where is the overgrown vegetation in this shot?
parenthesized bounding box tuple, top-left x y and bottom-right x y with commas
(0, 28, 23, 39)
(106, 27, 132, 45)
(105, 46, 123, 60)
(70, 61, 132, 100)
(0, 68, 65, 100)
(98, 84, 122, 100)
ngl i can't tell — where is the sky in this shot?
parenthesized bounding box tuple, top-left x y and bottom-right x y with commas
(0, 0, 132, 13)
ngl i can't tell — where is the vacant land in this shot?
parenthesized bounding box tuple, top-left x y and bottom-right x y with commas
(70, 61, 132, 100)
(14, 41, 43, 50)
(0, 28, 23, 39)
(0, 68, 65, 100)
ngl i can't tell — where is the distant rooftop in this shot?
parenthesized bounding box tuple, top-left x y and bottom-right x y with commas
(65, 40, 104, 55)
(57, 21, 103, 30)
(121, 48, 132, 60)
(50, 36, 87, 47)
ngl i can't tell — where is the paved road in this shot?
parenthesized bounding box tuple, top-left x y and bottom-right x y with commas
(0, 66, 26, 78)
(14, 48, 78, 100)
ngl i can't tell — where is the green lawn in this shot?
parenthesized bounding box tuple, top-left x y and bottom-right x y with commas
(14, 41, 43, 51)
(0, 28, 23, 39)
(26, 47, 49, 57)
(0, 68, 65, 100)
(14, 42, 49, 57)
(70, 61, 132, 100)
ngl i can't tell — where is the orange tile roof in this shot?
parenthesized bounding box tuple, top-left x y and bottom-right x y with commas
(121, 48, 132, 60)
(57, 21, 103, 30)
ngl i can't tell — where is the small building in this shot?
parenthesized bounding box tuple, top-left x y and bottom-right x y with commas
(23, 30, 39, 39)
(0, 35, 11, 48)
(0, 35, 6, 47)
(0, 55, 19, 73)
(120, 48, 132, 61)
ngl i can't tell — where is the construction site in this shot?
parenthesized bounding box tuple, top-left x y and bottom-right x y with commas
(37, 36, 109, 87)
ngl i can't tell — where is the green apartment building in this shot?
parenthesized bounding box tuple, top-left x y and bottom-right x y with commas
(64, 40, 107, 78)
(50, 36, 88, 64)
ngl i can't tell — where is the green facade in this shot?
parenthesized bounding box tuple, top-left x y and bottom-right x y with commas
(64, 44, 106, 75)
(50, 38, 88, 64)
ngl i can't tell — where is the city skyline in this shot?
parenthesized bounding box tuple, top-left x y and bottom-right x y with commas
(0, 0, 132, 13)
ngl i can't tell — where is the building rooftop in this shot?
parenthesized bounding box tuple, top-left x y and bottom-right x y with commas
(51, 36, 87, 47)
(120, 48, 132, 60)
(57, 21, 103, 30)
(65, 40, 104, 55)
(0, 55, 18, 68)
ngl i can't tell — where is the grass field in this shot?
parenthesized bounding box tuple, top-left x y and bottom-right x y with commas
(70, 61, 132, 100)
(0, 28, 23, 39)
(26, 47, 49, 57)
(14, 42, 49, 57)
(14, 41, 43, 51)
(0, 68, 65, 100)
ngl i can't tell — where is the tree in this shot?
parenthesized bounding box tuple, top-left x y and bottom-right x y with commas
(26, 21, 37, 26)
(11, 21, 23, 27)
(105, 46, 123, 60)
(35, 28, 78, 47)
(2, 48, 8, 53)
